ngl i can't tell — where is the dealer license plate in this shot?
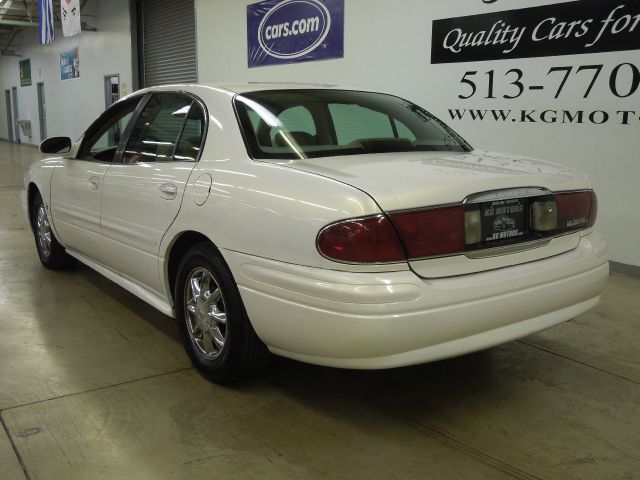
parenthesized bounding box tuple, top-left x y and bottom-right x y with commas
(481, 198, 527, 244)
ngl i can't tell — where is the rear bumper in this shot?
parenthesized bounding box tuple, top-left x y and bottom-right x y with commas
(225, 231, 609, 369)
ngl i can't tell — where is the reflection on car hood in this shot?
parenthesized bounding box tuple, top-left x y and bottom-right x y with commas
(279, 150, 590, 211)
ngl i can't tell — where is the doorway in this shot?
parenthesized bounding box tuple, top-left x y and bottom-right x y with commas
(37, 82, 47, 141)
(104, 74, 120, 109)
(4, 90, 13, 142)
(104, 75, 121, 146)
(11, 87, 20, 143)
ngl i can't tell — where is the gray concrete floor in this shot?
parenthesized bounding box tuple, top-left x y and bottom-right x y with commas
(0, 140, 639, 480)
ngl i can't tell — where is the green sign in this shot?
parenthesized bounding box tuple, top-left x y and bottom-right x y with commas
(19, 59, 32, 87)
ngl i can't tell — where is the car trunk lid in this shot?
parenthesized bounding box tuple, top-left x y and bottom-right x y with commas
(279, 150, 592, 278)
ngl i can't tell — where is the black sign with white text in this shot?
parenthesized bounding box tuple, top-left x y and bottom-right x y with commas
(432, 0, 640, 64)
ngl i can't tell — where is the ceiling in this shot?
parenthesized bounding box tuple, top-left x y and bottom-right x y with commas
(0, 0, 92, 55)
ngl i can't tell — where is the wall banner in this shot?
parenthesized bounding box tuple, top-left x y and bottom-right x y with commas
(60, 47, 80, 80)
(61, 0, 82, 38)
(247, 0, 344, 68)
(432, 0, 640, 64)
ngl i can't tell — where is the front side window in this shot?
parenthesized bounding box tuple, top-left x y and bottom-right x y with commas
(77, 96, 142, 162)
(123, 93, 203, 164)
(235, 89, 471, 160)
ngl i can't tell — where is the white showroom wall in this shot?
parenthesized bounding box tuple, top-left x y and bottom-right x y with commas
(0, 0, 133, 145)
(196, 0, 640, 269)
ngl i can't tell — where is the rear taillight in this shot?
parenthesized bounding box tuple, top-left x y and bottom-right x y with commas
(389, 206, 465, 258)
(317, 190, 597, 264)
(317, 215, 406, 263)
(556, 191, 597, 232)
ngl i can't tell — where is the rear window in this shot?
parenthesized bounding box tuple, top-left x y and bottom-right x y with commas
(234, 89, 471, 160)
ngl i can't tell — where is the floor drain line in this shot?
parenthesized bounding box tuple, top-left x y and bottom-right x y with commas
(0, 412, 31, 480)
(517, 340, 640, 386)
(393, 412, 547, 480)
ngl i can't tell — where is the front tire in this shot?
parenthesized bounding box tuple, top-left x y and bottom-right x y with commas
(31, 193, 74, 270)
(175, 242, 270, 383)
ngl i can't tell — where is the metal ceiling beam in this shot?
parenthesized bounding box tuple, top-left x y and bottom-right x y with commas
(0, 1, 16, 18)
(0, 19, 97, 31)
(0, 19, 34, 27)
(22, 0, 33, 23)
(0, 0, 96, 49)
(6, 26, 20, 44)
(1, 25, 21, 55)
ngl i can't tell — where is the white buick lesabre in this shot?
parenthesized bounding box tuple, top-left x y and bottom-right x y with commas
(23, 84, 609, 382)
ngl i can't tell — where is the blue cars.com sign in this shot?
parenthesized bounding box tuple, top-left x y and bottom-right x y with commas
(247, 0, 344, 68)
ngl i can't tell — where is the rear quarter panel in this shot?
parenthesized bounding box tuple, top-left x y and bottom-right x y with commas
(160, 87, 406, 298)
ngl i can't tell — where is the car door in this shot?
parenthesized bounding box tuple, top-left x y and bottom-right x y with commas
(100, 92, 207, 292)
(50, 96, 143, 261)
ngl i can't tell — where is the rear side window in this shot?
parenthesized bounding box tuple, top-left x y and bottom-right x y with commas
(175, 103, 206, 162)
(123, 93, 203, 163)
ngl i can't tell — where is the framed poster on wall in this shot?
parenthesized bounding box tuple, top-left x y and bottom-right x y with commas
(19, 59, 32, 86)
(60, 47, 80, 80)
(247, 0, 344, 68)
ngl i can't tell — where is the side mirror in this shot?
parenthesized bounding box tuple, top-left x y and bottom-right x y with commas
(40, 136, 72, 154)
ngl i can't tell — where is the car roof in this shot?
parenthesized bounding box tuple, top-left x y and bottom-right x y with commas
(215, 82, 342, 93)
(133, 82, 343, 96)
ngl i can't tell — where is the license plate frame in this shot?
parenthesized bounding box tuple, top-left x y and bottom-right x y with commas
(480, 197, 528, 244)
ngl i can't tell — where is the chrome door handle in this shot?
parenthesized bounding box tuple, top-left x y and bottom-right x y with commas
(89, 176, 101, 190)
(159, 183, 178, 200)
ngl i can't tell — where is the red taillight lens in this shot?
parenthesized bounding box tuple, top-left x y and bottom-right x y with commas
(556, 191, 597, 232)
(318, 190, 597, 264)
(317, 215, 406, 263)
(389, 205, 466, 258)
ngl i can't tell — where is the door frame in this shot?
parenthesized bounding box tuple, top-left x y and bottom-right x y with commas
(37, 82, 47, 141)
(11, 87, 20, 143)
(4, 89, 13, 142)
(104, 74, 121, 109)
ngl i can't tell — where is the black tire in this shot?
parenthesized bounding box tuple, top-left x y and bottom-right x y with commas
(175, 242, 270, 383)
(31, 193, 75, 270)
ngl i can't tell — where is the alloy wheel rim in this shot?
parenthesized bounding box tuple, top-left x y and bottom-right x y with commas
(36, 204, 52, 259)
(184, 267, 227, 360)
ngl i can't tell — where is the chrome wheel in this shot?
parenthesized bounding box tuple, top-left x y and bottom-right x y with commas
(36, 204, 52, 259)
(184, 267, 227, 360)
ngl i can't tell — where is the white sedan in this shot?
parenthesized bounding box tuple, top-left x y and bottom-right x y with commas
(23, 84, 609, 382)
